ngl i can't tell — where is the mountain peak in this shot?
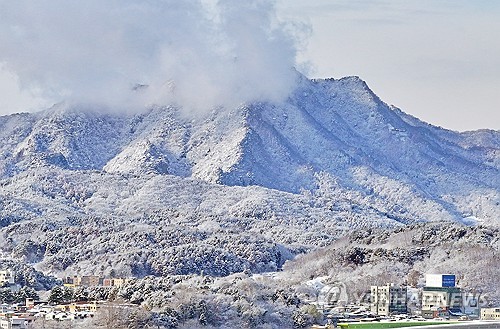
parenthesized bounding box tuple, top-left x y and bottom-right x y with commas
(0, 76, 498, 226)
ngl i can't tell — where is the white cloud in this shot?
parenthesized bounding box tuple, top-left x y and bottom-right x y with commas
(0, 0, 303, 115)
(0, 64, 49, 113)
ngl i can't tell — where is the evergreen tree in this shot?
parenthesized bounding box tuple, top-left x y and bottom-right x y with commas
(48, 286, 65, 304)
(0, 288, 14, 304)
(62, 286, 74, 302)
(14, 286, 39, 303)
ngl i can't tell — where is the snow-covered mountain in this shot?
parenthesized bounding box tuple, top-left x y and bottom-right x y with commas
(0, 75, 498, 276)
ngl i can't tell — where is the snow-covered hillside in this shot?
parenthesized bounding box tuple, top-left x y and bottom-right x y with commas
(0, 75, 498, 276)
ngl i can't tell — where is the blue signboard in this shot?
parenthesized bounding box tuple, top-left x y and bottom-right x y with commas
(442, 275, 456, 287)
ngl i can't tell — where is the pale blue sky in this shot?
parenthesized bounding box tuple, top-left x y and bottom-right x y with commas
(277, 0, 500, 131)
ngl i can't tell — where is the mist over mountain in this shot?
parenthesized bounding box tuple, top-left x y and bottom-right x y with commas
(0, 0, 302, 114)
(0, 74, 498, 278)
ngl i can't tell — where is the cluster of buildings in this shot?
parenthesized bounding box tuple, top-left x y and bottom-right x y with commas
(0, 298, 97, 325)
(370, 273, 499, 320)
(62, 275, 133, 287)
(0, 270, 137, 328)
(308, 272, 499, 323)
(0, 298, 136, 328)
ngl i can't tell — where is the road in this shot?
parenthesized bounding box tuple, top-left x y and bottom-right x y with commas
(402, 322, 500, 329)
(312, 321, 500, 329)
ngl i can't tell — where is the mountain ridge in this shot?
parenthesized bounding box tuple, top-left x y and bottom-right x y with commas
(0, 75, 498, 276)
(1, 75, 499, 224)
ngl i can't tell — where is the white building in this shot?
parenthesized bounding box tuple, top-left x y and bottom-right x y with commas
(0, 270, 15, 286)
(422, 274, 462, 318)
(481, 308, 500, 321)
(425, 274, 456, 288)
(370, 284, 407, 316)
(0, 315, 34, 329)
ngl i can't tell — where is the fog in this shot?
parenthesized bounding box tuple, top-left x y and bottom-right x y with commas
(0, 0, 303, 115)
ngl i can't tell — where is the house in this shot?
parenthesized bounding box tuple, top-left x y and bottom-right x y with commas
(62, 276, 81, 287)
(103, 277, 131, 287)
(25, 299, 34, 310)
(481, 308, 500, 320)
(55, 301, 98, 314)
(80, 276, 101, 287)
(0, 270, 14, 286)
(0, 314, 34, 329)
